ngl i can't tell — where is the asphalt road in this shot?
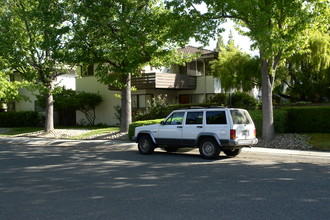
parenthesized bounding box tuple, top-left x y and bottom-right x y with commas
(0, 137, 329, 220)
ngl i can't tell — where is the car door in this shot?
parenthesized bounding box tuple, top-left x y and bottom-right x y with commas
(156, 111, 185, 145)
(182, 111, 204, 146)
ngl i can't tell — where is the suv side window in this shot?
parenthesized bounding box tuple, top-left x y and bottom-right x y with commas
(165, 112, 185, 125)
(186, 112, 203, 124)
(206, 111, 227, 124)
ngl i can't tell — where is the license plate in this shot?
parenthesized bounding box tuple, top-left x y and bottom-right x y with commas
(242, 130, 249, 136)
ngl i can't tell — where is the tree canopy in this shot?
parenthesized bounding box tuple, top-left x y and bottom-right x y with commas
(171, 0, 329, 140)
(0, 0, 73, 131)
(211, 34, 260, 92)
(70, 0, 207, 132)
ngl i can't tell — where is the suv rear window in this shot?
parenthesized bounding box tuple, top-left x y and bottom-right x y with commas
(230, 110, 252, 124)
(206, 111, 227, 124)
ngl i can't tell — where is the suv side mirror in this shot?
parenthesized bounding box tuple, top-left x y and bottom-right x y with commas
(160, 121, 164, 125)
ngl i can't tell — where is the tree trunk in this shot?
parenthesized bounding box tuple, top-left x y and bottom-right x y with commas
(45, 89, 54, 132)
(120, 73, 132, 132)
(260, 55, 275, 141)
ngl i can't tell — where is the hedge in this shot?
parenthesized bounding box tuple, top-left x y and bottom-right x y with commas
(0, 111, 40, 127)
(249, 110, 289, 137)
(286, 106, 330, 133)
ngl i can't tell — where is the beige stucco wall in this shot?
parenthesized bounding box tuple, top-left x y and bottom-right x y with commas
(76, 76, 121, 126)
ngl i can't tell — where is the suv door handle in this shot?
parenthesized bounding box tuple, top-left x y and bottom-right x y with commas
(177, 126, 183, 128)
(197, 126, 203, 128)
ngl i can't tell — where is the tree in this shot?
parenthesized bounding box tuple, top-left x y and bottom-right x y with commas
(171, 0, 329, 140)
(37, 89, 103, 126)
(70, 0, 205, 132)
(275, 31, 330, 102)
(0, 0, 72, 132)
(0, 70, 29, 105)
(211, 34, 260, 92)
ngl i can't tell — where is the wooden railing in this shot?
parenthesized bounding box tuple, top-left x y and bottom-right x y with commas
(109, 72, 196, 90)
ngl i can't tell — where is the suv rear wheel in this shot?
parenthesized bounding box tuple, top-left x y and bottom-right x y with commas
(199, 138, 221, 159)
(138, 135, 155, 154)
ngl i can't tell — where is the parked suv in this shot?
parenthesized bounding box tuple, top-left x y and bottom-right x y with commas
(133, 108, 258, 159)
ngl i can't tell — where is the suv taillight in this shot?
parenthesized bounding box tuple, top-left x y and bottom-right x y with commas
(230, 129, 236, 140)
(254, 129, 257, 138)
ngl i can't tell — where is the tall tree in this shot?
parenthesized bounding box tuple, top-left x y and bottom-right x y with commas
(170, 0, 329, 140)
(0, 0, 72, 132)
(211, 37, 260, 92)
(70, 0, 205, 132)
(276, 31, 330, 102)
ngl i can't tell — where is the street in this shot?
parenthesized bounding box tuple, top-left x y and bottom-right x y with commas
(0, 137, 329, 220)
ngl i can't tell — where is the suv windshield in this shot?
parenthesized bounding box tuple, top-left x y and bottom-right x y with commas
(230, 110, 252, 124)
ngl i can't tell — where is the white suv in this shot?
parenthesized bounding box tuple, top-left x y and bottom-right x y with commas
(133, 108, 258, 159)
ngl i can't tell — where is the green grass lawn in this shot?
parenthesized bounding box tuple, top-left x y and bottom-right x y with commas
(0, 127, 43, 136)
(0, 126, 120, 139)
(308, 133, 330, 151)
(71, 127, 119, 139)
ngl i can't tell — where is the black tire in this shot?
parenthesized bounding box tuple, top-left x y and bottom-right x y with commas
(223, 148, 242, 157)
(138, 135, 155, 154)
(198, 138, 221, 159)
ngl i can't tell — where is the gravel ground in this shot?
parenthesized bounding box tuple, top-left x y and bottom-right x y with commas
(1, 128, 312, 150)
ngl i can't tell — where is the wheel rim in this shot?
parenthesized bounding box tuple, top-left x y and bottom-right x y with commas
(140, 139, 150, 152)
(202, 142, 215, 156)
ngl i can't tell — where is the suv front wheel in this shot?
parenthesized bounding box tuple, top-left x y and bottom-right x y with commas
(199, 138, 221, 159)
(138, 135, 155, 154)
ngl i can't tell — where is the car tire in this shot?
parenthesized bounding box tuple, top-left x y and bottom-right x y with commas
(199, 138, 221, 159)
(223, 148, 242, 157)
(138, 135, 155, 154)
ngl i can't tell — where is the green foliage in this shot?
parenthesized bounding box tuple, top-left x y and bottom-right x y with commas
(230, 92, 258, 110)
(211, 37, 260, 92)
(37, 89, 103, 126)
(286, 106, 330, 133)
(0, 71, 30, 103)
(275, 31, 330, 103)
(209, 93, 227, 106)
(250, 110, 289, 137)
(0, 111, 40, 127)
(0, 0, 74, 131)
(128, 118, 164, 140)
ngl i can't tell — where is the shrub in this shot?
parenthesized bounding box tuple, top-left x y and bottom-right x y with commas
(230, 92, 258, 110)
(248, 110, 289, 137)
(286, 106, 330, 133)
(0, 111, 40, 127)
(209, 93, 227, 106)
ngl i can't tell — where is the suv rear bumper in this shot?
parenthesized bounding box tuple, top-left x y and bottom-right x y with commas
(221, 138, 258, 147)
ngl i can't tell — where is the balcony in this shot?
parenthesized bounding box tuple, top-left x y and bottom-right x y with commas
(109, 72, 196, 90)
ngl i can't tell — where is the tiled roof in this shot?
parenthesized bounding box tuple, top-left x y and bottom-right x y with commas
(178, 46, 216, 55)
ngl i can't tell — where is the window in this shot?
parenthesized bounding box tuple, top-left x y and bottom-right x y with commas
(132, 94, 152, 109)
(206, 111, 227, 124)
(165, 112, 185, 125)
(186, 112, 203, 124)
(230, 110, 252, 124)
